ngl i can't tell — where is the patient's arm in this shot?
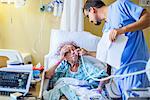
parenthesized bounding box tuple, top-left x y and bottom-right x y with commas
(46, 46, 70, 79)
(86, 51, 96, 57)
(78, 48, 96, 57)
(45, 58, 63, 79)
(79, 48, 111, 75)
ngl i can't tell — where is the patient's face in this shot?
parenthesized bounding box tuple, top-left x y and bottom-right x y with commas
(60, 45, 79, 65)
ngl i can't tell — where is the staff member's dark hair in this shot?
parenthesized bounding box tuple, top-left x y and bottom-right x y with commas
(83, 0, 105, 12)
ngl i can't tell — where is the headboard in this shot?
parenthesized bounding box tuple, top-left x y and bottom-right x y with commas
(49, 29, 101, 54)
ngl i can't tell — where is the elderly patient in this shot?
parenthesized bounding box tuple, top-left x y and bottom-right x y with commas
(43, 42, 108, 100)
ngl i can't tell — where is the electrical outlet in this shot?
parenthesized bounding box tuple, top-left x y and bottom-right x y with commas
(40, 4, 53, 12)
(40, 4, 46, 12)
(139, 0, 150, 6)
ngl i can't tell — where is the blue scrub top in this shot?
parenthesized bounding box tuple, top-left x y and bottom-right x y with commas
(103, 0, 149, 66)
(103, 0, 149, 98)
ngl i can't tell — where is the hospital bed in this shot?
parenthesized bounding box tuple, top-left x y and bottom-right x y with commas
(39, 29, 150, 100)
(39, 29, 101, 99)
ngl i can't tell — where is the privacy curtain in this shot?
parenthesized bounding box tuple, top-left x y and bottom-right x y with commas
(60, 0, 84, 32)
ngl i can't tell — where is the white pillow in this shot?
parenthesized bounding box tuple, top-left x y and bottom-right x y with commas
(49, 29, 100, 54)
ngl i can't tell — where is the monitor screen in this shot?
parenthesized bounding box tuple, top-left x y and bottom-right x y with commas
(0, 71, 30, 89)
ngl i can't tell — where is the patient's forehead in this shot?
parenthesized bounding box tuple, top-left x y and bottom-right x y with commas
(65, 45, 75, 48)
(61, 44, 76, 51)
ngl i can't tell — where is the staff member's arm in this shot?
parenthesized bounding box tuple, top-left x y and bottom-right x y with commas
(109, 10, 150, 42)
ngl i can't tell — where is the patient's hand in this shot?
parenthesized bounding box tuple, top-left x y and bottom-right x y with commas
(60, 46, 70, 58)
(97, 81, 105, 93)
(45, 69, 55, 79)
(77, 48, 88, 56)
(97, 79, 110, 93)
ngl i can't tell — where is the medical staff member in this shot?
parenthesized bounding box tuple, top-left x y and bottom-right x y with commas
(83, 0, 150, 99)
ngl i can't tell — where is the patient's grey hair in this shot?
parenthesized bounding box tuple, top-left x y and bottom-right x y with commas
(56, 41, 79, 56)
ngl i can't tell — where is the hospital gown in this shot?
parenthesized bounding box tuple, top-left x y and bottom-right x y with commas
(43, 59, 108, 100)
(103, 0, 149, 99)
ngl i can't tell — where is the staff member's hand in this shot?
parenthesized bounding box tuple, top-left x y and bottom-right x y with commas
(109, 27, 126, 42)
